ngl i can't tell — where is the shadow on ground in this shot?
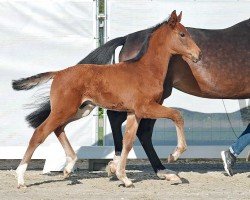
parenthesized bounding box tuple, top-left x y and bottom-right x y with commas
(21, 159, 249, 188)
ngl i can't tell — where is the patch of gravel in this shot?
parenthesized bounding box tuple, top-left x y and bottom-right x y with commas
(0, 159, 249, 199)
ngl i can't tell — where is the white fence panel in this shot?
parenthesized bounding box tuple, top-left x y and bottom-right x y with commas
(0, 0, 98, 159)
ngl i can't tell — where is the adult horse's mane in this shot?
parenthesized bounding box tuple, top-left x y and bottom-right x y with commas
(126, 18, 249, 63)
(225, 18, 250, 30)
(125, 17, 170, 63)
(77, 17, 249, 66)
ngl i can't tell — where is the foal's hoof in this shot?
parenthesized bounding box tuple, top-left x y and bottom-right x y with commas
(17, 184, 27, 189)
(157, 169, 180, 181)
(168, 154, 176, 163)
(125, 181, 134, 188)
(126, 183, 135, 188)
(106, 166, 115, 177)
(106, 161, 116, 177)
(63, 169, 71, 178)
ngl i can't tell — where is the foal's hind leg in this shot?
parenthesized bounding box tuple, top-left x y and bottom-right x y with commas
(16, 104, 78, 188)
(136, 103, 187, 163)
(16, 115, 68, 188)
(54, 105, 95, 177)
(54, 126, 77, 178)
(116, 113, 140, 187)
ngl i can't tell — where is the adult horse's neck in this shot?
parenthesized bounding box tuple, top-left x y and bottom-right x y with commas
(121, 19, 249, 99)
(136, 25, 172, 83)
(170, 20, 250, 99)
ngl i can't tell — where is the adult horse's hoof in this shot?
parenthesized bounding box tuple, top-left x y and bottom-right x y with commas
(168, 154, 175, 163)
(157, 169, 180, 181)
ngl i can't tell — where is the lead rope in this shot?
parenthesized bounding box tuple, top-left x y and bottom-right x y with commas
(222, 99, 239, 139)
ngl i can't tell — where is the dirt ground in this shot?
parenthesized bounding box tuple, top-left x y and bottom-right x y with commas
(0, 159, 249, 200)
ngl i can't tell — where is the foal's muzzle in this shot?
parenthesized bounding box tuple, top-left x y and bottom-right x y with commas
(192, 51, 202, 63)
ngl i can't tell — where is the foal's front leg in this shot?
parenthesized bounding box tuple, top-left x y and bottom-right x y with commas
(116, 113, 140, 187)
(136, 103, 187, 162)
(136, 119, 179, 181)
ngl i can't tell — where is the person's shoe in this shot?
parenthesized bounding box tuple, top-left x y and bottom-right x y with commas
(221, 150, 236, 176)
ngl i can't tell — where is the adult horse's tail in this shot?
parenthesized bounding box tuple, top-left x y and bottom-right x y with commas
(25, 36, 127, 128)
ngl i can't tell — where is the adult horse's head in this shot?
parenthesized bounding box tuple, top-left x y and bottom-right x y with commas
(166, 10, 202, 63)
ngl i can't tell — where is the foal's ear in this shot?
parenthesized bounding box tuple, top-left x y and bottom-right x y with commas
(177, 11, 182, 22)
(169, 10, 178, 29)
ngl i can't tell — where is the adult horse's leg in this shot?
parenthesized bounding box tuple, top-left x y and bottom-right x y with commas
(107, 110, 127, 154)
(136, 119, 179, 180)
(136, 103, 187, 162)
(137, 119, 164, 172)
(54, 127, 77, 178)
(106, 110, 127, 176)
(116, 113, 140, 187)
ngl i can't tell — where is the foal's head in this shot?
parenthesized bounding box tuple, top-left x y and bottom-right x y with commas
(165, 10, 202, 63)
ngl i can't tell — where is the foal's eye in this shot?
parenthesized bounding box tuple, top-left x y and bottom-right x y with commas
(180, 32, 185, 37)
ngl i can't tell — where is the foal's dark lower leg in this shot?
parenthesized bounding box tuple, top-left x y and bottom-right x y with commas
(136, 119, 165, 173)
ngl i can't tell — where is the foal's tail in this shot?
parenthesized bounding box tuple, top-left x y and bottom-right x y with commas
(12, 71, 56, 91)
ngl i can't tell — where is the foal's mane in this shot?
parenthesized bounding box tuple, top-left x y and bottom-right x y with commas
(125, 16, 170, 63)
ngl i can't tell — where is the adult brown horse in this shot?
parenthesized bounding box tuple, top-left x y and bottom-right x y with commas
(106, 18, 250, 178)
(25, 18, 250, 180)
(12, 11, 201, 188)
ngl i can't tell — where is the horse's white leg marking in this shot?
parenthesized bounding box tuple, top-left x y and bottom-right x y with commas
(106, 155, 121, 176)
(64, 156, 77, 178)
(55, 129, 78, 178)
(16, 163, 28, 188)
(116, 160, 133, 187)
(168, 114, 187, 163)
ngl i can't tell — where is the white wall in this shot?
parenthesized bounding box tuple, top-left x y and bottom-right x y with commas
(0, 0, 98, 149)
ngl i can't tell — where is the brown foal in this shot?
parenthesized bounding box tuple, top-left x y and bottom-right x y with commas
(13, 11, 201, 188)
